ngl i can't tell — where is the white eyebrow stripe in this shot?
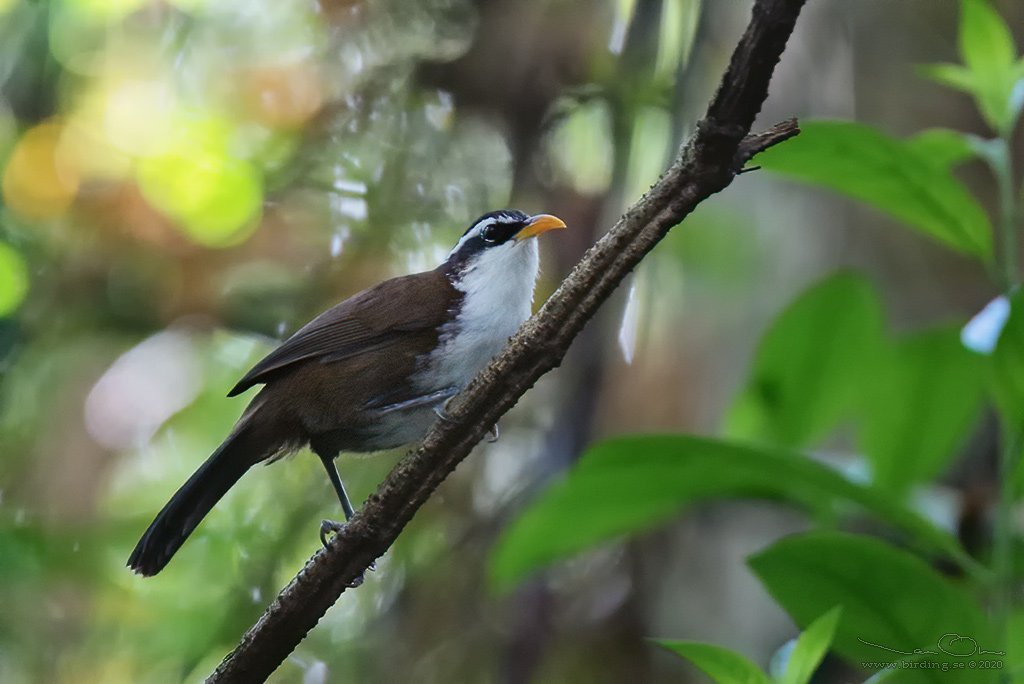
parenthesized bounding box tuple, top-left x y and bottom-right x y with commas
(447, 217, 499, 257)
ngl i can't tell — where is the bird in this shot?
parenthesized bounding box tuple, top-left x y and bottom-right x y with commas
(127, 210, 566, 576)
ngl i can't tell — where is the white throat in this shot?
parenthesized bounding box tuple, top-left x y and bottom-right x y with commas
(420, 238, 540, 391)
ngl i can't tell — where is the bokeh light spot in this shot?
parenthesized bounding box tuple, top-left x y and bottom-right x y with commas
(85, 330, 202, 450)
(139, 152, 263, 248)
(66, 0, 147, 20)
(49, 0, 148, 73)
(178, 159, 263, 246)
(549, 101, 613, 194)
(244, 63, 324, 129)
(0, 242, 30, 317)
(2, 121, 80, 220)
(60, 117, 133, 181)
(102, 80, 178, 158)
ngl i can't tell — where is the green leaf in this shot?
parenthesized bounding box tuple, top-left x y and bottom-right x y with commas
(756, 120, 993, 260)
(991, 288, 1024, 428)
(657, 640, 770, 684)
(861, 327, 985, 493)
(959, 0, 1016, 76)
(778, 606, 842, 684)
(1005, 610, 1024, 676)
(921, 0, 1023, 134)
(489, 435, 965, 591)
(749, 532, 995, 684)
(905, 129, 978, 169)
(990, 291, 1024, 497)
(920, 65, 1023, 137)
(919, 63, 978, 96)
(724, 272, 884, 448)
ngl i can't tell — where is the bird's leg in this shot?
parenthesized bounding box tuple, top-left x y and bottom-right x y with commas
(485, 424, 499, 442)
(318, 452, 355, 546)
(317, 453, 376, 586)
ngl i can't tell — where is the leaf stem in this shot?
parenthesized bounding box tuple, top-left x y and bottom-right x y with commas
(990, 131, 1021, 657)
(994, 137, 1019, 289)
(994, 427, 1021, 650)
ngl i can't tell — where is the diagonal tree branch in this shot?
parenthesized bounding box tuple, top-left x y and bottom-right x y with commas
(208, 0, 806, 680)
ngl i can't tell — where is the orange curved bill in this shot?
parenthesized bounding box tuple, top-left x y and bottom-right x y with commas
(515, 214, 567, 241)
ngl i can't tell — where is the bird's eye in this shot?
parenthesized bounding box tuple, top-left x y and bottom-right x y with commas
(480, 224, 499, 243)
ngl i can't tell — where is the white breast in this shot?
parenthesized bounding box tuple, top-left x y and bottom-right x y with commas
(417, 238, 539, 392)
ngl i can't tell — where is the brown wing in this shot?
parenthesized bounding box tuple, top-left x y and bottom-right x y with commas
(227, 267, 458, 397)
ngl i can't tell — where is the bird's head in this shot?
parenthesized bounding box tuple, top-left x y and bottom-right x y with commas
(444, 210, 566, 280)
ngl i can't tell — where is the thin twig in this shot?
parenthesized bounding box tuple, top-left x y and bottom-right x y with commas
(207, 0, 806, 680)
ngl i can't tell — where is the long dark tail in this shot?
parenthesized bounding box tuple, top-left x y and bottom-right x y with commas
(128, 419, 272, 576)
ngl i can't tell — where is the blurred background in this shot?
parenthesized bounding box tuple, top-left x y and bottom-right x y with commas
(0, 0, 1015, 682)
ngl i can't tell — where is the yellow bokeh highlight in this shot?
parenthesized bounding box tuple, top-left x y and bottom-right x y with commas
(101, 79, 178, 158)
(60, 117, 132, 182)
(66, 76, 178, 179)
(137, 113, 263, 248)
(3, 122, 81, 220)
(0, 242, 30, 317)
(65, 0, 147, 21)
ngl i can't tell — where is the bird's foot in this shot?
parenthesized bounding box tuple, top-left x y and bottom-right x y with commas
(347, 561, 377, 588)
(320, 518, 345, 547)
(319, 519, 376, 587)
(434, 399, 458, 424)
(485, 424, 499, 442)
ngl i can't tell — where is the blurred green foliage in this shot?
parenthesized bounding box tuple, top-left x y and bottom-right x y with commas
(725, 273, 886, 449)
(493, 0, 1024, 682)
(657, 640, 772, 684)
(920, 0, 1024, 136)
(750, 534, 994, 684)
(755, 122, 993, 260)
(2, 0, 1023, 682)
(489, 435, 969, 592)
(0, 0, 530, 680)
(658, 606, 841, 684)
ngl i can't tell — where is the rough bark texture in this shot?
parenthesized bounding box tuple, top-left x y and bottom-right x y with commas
(208, 0, 806, 680)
